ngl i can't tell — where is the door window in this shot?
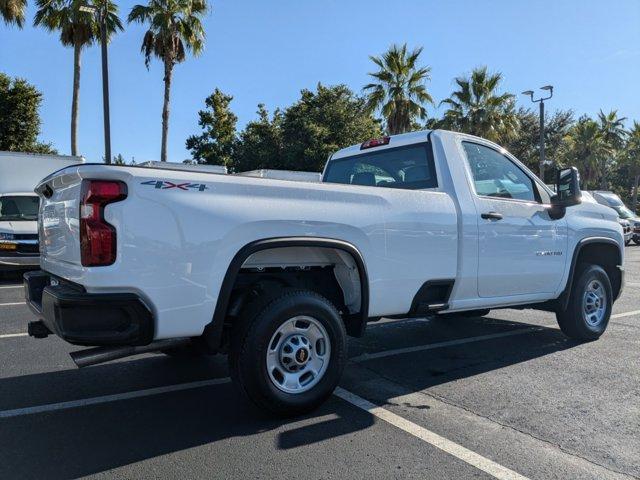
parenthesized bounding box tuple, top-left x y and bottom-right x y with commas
(462, 142, 536, 202)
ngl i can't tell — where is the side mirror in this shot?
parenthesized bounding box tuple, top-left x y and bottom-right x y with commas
(553, 167, 582, 207)
(548, 167, 581, 220)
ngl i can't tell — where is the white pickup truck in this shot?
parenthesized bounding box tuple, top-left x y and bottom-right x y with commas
(24, 130, 624, 415)
(0, 151, 85, 269)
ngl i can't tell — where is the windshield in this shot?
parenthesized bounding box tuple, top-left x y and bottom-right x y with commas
(0, 195, 39, 222)
(614, 205, 636, 219)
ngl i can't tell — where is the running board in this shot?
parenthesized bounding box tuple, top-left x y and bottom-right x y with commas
(70, 338, 191, 368)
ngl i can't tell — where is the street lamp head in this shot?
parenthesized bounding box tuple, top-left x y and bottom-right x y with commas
(521, 90, 534, 96)
(540, 85, 553, 91)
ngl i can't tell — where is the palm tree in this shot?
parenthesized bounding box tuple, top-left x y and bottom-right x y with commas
(440, 67, 518, 144)
(1, 0, 27, 26)
(597, 109, 628, 189)
(625, 121, 640, 211)
(562, 117, 607, 189)
(34, 0, 123, 155)
(363, 44, 433, 135)
(128, 0, 207, 162)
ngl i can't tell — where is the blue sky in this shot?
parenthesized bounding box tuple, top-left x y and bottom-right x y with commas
(1, 0, 639, 163)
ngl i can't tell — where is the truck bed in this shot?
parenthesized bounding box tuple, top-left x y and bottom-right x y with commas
(36, 162, 458, 339)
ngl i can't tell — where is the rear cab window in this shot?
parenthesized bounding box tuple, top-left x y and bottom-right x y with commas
(323, 143, 438, 190)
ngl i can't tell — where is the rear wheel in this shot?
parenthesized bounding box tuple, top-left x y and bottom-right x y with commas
(633, 238, 640, 246)
(556, 264, 612, 341)
(229, 289, 347, 417)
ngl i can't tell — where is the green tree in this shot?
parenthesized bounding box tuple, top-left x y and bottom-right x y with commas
(232, 104, 284, 173)
(363, 44, 433, 135)
(560, 116, 607, 189)
(34, 0, 123, 156)
(1, 0, 27, 26)
(128, 0, 207, 162)
(186, 88, 237, 167)
(225, 84, 381, 173)
(505, 107, 574, 181)
(597, 109, 627, 189)
(0, 73, 56, 153)
(440, 66, 518, 144)
(624, 121, 640, 211)
(280, 84, 382, 171)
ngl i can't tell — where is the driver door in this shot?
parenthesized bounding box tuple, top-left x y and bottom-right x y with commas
(461, 142, 567, 298)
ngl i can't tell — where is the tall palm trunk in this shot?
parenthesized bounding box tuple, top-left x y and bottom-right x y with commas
(70, 39, 81, 156)
(632, 173, 639, 213)
(160, 59, 173, 162)
(599, 159, 608, 189)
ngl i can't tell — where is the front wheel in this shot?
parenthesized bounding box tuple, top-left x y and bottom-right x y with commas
(229, 289, 347, 417)
(633, 237, 640, 246)
(556, 264, 612, 341)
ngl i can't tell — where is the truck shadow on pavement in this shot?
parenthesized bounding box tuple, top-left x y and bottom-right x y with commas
(0, 316, 579, 479)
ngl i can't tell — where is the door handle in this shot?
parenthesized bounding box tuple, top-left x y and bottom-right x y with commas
(481, 211, 503, 220)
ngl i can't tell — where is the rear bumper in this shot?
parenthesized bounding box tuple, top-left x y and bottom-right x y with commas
(23, 270, 154, 346)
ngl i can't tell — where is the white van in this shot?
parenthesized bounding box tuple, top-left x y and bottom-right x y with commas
(0, 151, 85, 269)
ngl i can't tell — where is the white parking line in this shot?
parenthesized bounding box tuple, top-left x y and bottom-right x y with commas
(0, 285, 22, 290)
(0, 333, 28, 339)
(335, 387, 529, 480)
(0, 378, 232, 419)
(0, 302, 25, 307)
(611, 309, 640, 319)
(350, 327, 543, 362)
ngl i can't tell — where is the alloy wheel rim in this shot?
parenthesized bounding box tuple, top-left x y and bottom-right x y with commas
(266, 315, 331, 394)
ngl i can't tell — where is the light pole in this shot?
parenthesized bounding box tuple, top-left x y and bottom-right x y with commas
(80, 2, 111, 164)
(521, 85, 553, 182)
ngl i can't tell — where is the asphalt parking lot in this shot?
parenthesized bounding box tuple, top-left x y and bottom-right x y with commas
(1, 249, 639, 480)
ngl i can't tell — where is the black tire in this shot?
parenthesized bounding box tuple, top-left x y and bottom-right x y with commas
(229, 289, 347, 417)
(625, 239, 631, 246)
(633, 238, 640, 246)
(556, 264, 612, 341)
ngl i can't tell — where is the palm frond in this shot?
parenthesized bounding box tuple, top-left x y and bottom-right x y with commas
(1, 0, 27, 27)
(363, 43, 433, 134)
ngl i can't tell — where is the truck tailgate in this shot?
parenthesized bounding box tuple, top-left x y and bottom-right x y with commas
(37, 168, 84, 267)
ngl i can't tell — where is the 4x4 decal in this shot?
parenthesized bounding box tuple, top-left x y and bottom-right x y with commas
(141, 180, 209, 192)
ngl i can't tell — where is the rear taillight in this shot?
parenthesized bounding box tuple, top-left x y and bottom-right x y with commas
(79, 180, 127, 266)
